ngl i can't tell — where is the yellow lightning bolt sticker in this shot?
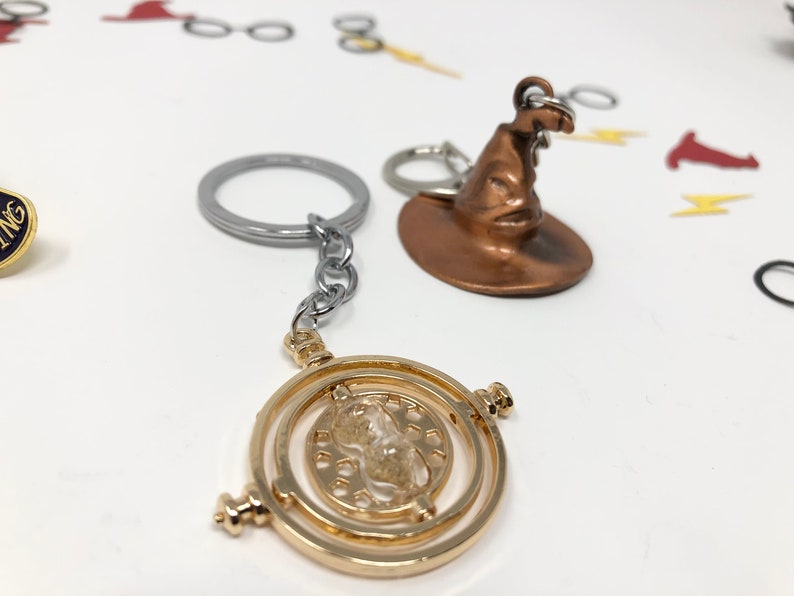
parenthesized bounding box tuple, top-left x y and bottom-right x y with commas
(346, 36, 461, 78)
(382, 44, 462, 78)
(671, 193, 752, 217)
(563, 129, 645, 145)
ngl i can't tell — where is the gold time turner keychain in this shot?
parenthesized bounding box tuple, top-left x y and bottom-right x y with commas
(198, 154, 514, 578)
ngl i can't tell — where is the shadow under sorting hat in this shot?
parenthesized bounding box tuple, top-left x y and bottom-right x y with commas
(390, 76, 593, 296)
(102, 1, 193, 22)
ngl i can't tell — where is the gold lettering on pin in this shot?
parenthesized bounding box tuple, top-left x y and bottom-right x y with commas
(0, 200, 25, 250)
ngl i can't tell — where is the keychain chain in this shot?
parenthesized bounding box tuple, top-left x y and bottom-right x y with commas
(290, 213, 359, 340)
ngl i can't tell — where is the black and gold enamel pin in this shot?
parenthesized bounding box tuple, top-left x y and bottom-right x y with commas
(0, 187, 37, 270)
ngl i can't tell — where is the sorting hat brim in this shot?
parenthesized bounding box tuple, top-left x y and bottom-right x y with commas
(398, 194, 592, 296)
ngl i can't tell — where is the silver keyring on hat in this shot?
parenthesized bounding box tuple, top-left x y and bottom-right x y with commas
(198, 154, 370, 247)
(382, 142, 473, 199)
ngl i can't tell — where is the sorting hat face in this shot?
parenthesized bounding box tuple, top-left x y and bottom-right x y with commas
(452, 103, 574, 242)
(454, 171, 543, 239)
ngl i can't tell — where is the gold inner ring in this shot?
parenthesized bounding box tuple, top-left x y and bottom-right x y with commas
(307, 388, 454, 521)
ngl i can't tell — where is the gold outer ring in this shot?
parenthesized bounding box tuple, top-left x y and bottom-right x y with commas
(0, 187, 37, 270)
(247, 355, 508, 577)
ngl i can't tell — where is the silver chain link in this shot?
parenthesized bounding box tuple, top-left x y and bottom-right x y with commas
(290, 213, 358, 339)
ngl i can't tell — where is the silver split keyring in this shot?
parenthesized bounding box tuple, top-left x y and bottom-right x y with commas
(524, 94, 577, 123)
(198, 154, 370, 247)
(382, 143, 472, 199)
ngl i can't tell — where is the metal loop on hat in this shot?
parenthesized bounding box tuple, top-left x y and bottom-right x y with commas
(529, 129, 551, 167)
(523, 93, 577, 123)
(198, 154, 370, 247)
(382, 142, 473, 199)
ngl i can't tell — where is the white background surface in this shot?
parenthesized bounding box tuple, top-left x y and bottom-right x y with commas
(2, 0, 793, 594)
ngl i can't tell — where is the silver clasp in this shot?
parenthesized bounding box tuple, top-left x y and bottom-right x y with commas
(382, 142, 473, 199)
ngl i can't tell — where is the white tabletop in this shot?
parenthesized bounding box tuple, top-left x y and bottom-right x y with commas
(2, 1, 793, 594)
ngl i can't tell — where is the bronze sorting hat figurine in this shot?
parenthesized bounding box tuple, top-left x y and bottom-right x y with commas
(391, 76, 592, 296)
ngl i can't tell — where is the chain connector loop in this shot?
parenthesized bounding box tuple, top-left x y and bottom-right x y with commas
(288, 214, 358, 342)
(315, 257, 358, 301)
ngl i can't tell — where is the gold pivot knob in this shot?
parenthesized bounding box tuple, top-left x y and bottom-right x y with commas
(214, 485, 271, 536)
(474, 382, 515, 419)
(284, 328, 334, 368)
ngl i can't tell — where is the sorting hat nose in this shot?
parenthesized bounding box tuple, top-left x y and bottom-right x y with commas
(454, 177, 543, 240)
